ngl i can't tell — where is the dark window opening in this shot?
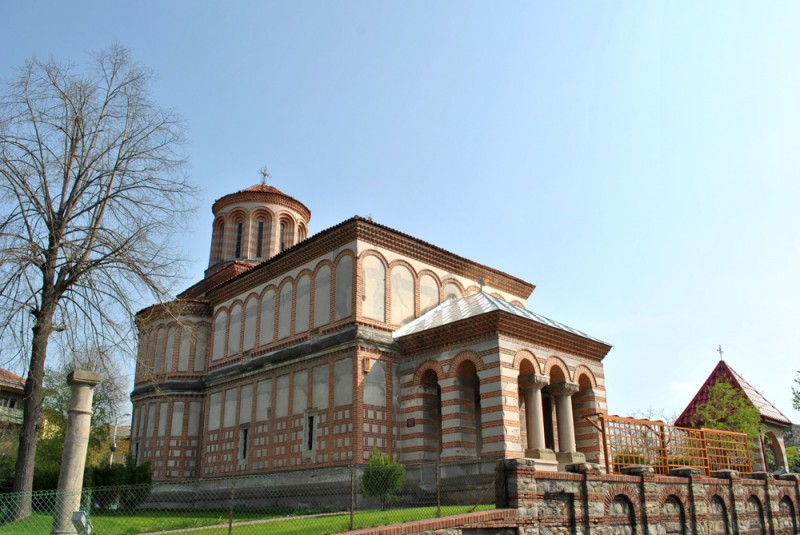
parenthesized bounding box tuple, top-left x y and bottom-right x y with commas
(235, 222, 243, 258)
(279, 223, 287, 252)
(256, 221, 264, 257)
(240, 428, 249, 462)
(306, 415, 315, 451)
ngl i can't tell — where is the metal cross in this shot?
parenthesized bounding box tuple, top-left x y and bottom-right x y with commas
(259, 166, 271, 186)
(716, 344, 724, 360)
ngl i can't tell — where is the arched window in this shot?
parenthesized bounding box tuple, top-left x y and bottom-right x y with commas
(297, 222, 307, 241)
(234, 221, 244, 258)
(211, 218, 225, 264)
(314, 265, 331, 328)
(212, 311, 228, 361)
(259, 289, 275, 345)
(243, 296, 258, 351)
(164, 325, 176, 372)
(228, 303, 242, 356)
(362, 256, 385, 322)
(154, 327, 166, 373)
(255, 218, 266, 258)
(295, 275, 310, 334)
(391, 265, 415, 325)
(178, 324, 191, 372)
(444, 281, 463, 300)
(278, 283, 293, 339)
(194, 325, 208, 371)
(335, 256, 353, 320)
(279, 219, 294, 252)
(419, 274, 440, 315)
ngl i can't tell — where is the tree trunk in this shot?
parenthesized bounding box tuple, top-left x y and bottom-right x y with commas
(11, 298, 55, 519)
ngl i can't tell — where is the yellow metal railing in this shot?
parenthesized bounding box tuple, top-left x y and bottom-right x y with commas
(587, 414, 752, 476)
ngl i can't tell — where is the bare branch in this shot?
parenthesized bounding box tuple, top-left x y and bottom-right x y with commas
(0, 44, 197, 503)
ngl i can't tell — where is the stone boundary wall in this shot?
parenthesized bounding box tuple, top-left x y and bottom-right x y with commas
(496, 459, 800, 534)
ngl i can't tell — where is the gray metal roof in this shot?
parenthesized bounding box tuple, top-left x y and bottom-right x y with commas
(392, 291, 605, 343)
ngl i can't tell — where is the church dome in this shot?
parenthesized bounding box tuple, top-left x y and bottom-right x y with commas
(207, 182, 311, 272)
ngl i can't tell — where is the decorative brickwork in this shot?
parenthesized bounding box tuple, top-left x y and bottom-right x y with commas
(131, 184, 610, 487)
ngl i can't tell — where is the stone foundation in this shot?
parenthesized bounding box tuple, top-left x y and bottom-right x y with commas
(497, 458, 800, 534)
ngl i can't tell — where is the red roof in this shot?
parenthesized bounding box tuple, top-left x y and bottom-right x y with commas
(241, 184, 285, 194)
(675, 360, 792, 428)
(0, 368, 24, 386)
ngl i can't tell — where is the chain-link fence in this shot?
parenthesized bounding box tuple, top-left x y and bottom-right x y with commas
(0, 459, 498, 534)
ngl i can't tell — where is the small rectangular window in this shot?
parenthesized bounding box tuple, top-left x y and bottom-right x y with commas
(306, 415, 315, 451)
(256, 221, 264, 257)
(239, 427, 249, 464)
(235, 222, 243, 258)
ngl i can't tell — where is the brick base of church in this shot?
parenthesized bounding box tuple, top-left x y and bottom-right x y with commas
(496, 458, 800, 534)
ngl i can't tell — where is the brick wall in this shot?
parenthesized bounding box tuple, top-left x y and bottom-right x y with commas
(498, 458, 800, 534)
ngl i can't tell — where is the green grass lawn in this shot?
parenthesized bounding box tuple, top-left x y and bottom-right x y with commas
(0, 504, 493, 534)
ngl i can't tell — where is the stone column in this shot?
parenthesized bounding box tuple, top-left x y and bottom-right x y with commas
(549, 381, 584, 470)
(51, 370, 102, 535)
(520, 375, 549, 451)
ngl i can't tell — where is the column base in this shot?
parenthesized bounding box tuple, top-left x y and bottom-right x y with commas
(525, 448, 556, 461)
(556, 451, 585, 471)
(523, 449, 558, 472)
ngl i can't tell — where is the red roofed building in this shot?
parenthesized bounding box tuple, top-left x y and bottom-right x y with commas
(0, 368, 24, 428)
(675, 360, 793, 472)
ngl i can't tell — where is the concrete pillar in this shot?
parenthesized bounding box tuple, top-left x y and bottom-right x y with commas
(549, 381, 579, 453)
(51, 370, 102, 535)
(520, 375, 549, 450)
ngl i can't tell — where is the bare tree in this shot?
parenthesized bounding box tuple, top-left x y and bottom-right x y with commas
(0, 44, 195, 515)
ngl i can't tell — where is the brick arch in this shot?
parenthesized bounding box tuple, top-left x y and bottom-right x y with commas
(276, 212, 298, 251)
(250, 208, 273, 255)
(573, 365, 597, 390)
(708, 490, 731, 511)
(333, 248, 357, 264)
(513, 350, 542, 376)
(416, 269, 442, 286)
(544, 356, 572, 383)
(746, 492, 766, 510)
(777, 489, 797, 511)
(227, 207, 248, 221)
(260, 283, 278, 300)
(387, 259, 418, 277)
(603, 485, 641, 518)
(657, 487, 688, 509)
(490, 292, 505, 300)
(447, 350, 485, 377)
(358, 248, 389, 266)
(250, 206, 274, 220)
(312, 259, 335, 277)
(275, 210, 297, 225)
(413, 360, 446, 384)
(295, 268, 314, 282)
(511, 300, 525, 308)
(441, 278, 466, 299)
(465, 285, 480, 296)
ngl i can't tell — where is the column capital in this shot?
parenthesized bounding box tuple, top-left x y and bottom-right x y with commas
(519, 374, 549, 390)
(548, 381, 579, 397)
(67, 370, 103, 387)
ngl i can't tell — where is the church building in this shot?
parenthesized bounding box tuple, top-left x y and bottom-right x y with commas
(130, 182, 612, 482)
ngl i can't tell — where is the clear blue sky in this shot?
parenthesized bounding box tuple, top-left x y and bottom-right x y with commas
(3, 1, 799, 421)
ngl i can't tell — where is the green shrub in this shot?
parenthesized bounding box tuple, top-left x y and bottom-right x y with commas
(360, 448, 406, 510)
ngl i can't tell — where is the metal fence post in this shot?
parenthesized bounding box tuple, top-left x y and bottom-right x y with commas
(228, 481, 236, 535)
(436, 461, 441, 517)
(350, 464, 356, 530)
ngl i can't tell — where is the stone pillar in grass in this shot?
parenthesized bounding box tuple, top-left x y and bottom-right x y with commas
(51, 370, 102, 535)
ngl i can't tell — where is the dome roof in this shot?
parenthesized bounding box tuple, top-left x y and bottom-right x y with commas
(211, 183, 311, 221)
